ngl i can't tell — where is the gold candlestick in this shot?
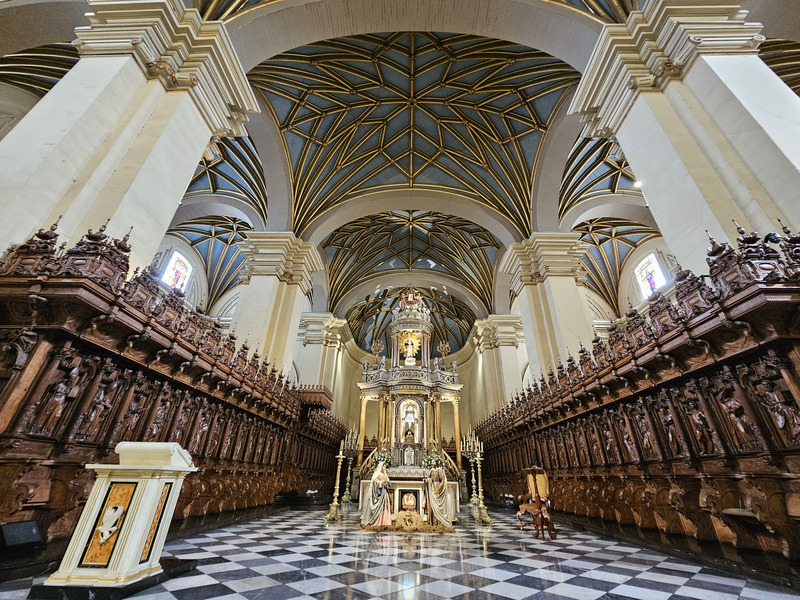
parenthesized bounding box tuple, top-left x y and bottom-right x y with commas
(324, 448, 345, 523)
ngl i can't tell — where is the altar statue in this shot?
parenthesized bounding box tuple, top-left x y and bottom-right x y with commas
(361, 461, 393, 526)
(425, 458, 453, 527)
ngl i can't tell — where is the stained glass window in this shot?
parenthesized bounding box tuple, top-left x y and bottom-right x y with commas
(634, 253, 666, 299)
(161, 251, 193, 292)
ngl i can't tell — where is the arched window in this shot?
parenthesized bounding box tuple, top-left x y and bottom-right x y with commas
(634, 253, 666, 299)
(161, 251, 193, 292)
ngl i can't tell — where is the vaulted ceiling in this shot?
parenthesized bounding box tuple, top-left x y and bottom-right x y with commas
(249, 32, 580, 237)
(322, 210, 501, 315)
(185, 137, 269, 228)
(165, 216, 253, 309)
(0, 43, 78, 97)
(574, 218, 661, 317)
(559, 137, 643, 223)
(4, 29, 798, 330)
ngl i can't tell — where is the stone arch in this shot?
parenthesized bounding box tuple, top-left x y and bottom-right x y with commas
(743, 0, 800, 44)
(169, 196, 261, 230)
(303, 189, 519, 249)
(560, 196, 657, 233)
(0, 0, 87, 58)
(332, 273, 487, 320)
(245, 99, 293, 232)
(227, 0, 604, 73)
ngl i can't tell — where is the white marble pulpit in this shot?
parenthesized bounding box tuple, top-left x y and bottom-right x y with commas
(42, 442, 197, 588)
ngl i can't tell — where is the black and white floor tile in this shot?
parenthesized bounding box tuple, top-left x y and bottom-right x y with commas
(2, 508, 799, 600)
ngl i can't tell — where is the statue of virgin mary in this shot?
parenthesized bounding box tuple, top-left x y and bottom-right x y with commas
(361, 461, 393, 526)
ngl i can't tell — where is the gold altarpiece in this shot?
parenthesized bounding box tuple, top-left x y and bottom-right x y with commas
(355, 289, 464, 514)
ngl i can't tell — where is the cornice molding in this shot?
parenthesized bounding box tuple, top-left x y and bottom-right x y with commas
(237, 231, 323, 294)
(74, 0, 259, 137)
(499, 232, 588, 296)
(569, 0, 764, 138)
(472, 315, 524, 352)
(298, 312, 348, 348)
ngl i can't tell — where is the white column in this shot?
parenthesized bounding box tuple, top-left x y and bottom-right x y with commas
(472, 315, 526, 410)
(569, 0, 798, 275)
(0, 0, 258, 270)
(234, 232, 323, 373)
(499, 233, 594, 376)
(295, 312, 348, 389)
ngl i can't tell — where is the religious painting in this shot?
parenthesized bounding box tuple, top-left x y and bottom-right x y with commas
(140, 482, 172, 563)
(79, 482, 137, 568)
(401, 490, 419, 512)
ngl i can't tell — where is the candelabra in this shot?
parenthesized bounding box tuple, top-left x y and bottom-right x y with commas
(461, 428, 490, 524)
(324, 442, 345, 523)
(340, 426, 360, 503)
(460, 430, 479, 506)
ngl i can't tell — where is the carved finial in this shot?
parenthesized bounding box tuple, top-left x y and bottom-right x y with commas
(778, 218, 791, 236)
(732, 219, 745, 235)
(114, 226, 133, 252)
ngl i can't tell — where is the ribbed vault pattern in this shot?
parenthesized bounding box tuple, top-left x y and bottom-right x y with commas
(760, 39, 800, 96)
(323, 210, 500, 314)
(346, 287, 476, 356)
(573, 218, 661, 317)
(249, 32, 580, 237)
(185, 137, 269, 227)
(165, 216, 253, 310)
(559, 137, 643, 223)
(0, 44, 78, 97)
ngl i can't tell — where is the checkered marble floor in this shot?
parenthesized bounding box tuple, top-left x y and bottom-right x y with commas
(3, 507, 799, 600)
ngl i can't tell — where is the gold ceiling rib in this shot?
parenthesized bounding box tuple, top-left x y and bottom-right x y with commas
(760, 39, 800, 97)
(573, 217, 661, 317)
(184, 137, 269, 227)
(323, 210, 501, 314)
(249, 33, 580, 238)
(0, 44, 79, 98)
(559, 137, 642, 223)
(166, 215, 253, 310)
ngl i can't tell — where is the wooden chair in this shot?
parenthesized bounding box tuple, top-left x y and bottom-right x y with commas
(516, 466, 556, 539)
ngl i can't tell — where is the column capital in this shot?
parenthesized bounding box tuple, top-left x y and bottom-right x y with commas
(472, 315, 524, 352)
(298, 312, 348, 348)
(237, 232, 323, 295)
(74, 0, 259, 137)
(499, 232, 588, 296)
(569, 0, 764, 138)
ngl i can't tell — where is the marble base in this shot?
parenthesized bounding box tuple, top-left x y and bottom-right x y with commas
(27, 558, 196, 600)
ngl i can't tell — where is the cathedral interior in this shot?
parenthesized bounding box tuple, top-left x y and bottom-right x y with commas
(1, 0, 800, 598)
